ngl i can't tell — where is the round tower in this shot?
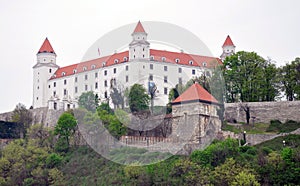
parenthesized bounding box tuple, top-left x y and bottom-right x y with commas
(32, 38, 59, 108)
(129, 21, 150, 60)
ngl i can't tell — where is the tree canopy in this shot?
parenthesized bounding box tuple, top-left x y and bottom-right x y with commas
(128, 84, 150, 113)
(223, 51, 280, 102)
(78, 91, 99, 112)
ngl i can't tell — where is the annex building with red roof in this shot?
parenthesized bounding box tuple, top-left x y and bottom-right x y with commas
(32, 21, 235, 110)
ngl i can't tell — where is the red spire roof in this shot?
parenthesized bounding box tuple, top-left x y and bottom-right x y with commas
(172, 83, 218, 104)
(38, 37, 55, 54)
(133, 21, 146, 33)
(222, 35, 235, 47)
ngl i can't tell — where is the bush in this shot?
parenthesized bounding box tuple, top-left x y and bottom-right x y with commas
(46, 153, 63, 168)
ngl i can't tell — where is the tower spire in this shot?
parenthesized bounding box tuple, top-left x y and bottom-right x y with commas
(38, 37, 56, 54)
(133, 21, 146, 33)
(222, 35, 235, 47)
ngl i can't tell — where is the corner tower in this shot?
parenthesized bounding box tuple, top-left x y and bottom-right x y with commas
(220, 35, 235, 61)
(129, 21, 150, 61)
(32, 38, 59, 108)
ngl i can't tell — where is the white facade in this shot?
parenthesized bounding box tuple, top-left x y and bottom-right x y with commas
(32, 22, 226, 111)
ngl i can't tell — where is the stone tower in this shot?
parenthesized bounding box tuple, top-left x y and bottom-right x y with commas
(171, 83, 221, 154)
(220, 35, 235, 61)
(32, 38, 59, 108)
(129, 21, 150, 60)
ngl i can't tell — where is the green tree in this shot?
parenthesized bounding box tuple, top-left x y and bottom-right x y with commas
(97, 103, 127, 139)
(11, 103, 33, 134)
(78, 91, 98, 112)
(279, 57, 300, 100)
(54, 112, 77, 151)
(223, 51, 280, 102)
(128, 84, 150, 113)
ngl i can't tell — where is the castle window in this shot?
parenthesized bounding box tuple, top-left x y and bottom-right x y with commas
(48, 85, 50, 88)
(134, 49, 135, 52)
(75, 77, 78, 83)
(143, 55, 144, 58)
(43, 59, 46, 61)
(164, 76, 168, 83)
(37, 97, 39, 100)
(104, 80, 107, 87)
(124, 57, 128, 62)
(113, 68, 117, 74)
(175, 58, 180, 63)
(83, 66, 87, 71)
(164, 87, 168, 95)
(95, 72, 98, 78)
(149, 74, 153, 81)
(104, 91, 108, 98)
(95, 82, 98, 89)
(75, 86, 78, 93)
(49, 69, 52, 73)
(53, 91, 56, 96)
(64, 79, 67, 85)
(37, 86, 39, 90)
(54, 82, 56, 87)
(203, 62, 207, 67)
(114, 59, 119, 64)
(164, 66, 168, 71)
(73, 69, 77, 74)
(162, 57, 166, 62)
(125, 65, 128, 71)
(102, 62, 106, 67)
(85, 85, 88, 91)
(85, 74, 88, 80)
(150, 56, 154, 61)
(104, 70, 107, 76)
(63, 89, 67, 96)
(143, 48, 145, 51)
(178, 67, 182, 73)
(62, 72, 66, 76)
(91, 64, 96, 69)
(134, 55, 135, 59)
(179, 77, 182, 84)
(126, 75, 129, 82)
(54, 102, 57, 110)
(192, 69, 196, 75)
(150, 64, 153, 70)
(189, 60, 193, 65)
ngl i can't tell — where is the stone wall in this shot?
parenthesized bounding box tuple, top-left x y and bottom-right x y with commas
(225, 101, 300, 124)
(0, 107, 63, 128)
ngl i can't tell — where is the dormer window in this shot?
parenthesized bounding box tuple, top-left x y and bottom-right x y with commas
(189, 60, 193, 65)
(150, 56, 154, 61)
(162, 57, 166, 62)
(61, 72, 66, 76)
(91, 64, 96, 69)
(83, 66, 87, 71)
(123, 57, 128, 61)
(203, 62, 207, 67)
(175, 58, 180, 63)
(114, 59, 119, 64)
(102, 62, 106, 67)
(73, 69, 77, 74)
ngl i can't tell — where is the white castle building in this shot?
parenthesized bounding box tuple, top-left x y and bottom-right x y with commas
(32, 21, 235, 110)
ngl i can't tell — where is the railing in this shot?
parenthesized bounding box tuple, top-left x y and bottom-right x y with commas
(119, 135, 173, 146)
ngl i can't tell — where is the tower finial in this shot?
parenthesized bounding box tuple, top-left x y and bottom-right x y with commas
(133, 21, 146, 33)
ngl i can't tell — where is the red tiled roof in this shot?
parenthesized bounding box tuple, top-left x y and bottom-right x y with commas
(222, 35, 235, 47)
(150, 49, 222, 67)
(50, 51, 129, 80)
(38, 37, 55, 54)
(172, 83, 218, 104)
(133, 21, 146, 33)
(50, 49, 222, 80)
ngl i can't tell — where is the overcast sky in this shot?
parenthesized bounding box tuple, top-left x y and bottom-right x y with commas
(0, 0, 299, 113)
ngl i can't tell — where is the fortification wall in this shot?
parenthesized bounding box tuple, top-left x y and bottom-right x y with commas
(224, 101, 300, 124)
(0, 108, 63, 128)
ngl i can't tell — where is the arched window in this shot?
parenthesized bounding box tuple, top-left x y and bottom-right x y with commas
(162, 57, 166, 62)
(189, 60, 193, 65)
(83, 66, 87, 71)
(175, 58, 180, 63)
(61, 72, 66, 76)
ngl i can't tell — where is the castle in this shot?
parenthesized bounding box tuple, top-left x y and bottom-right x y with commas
(32, 21, 235, 110)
